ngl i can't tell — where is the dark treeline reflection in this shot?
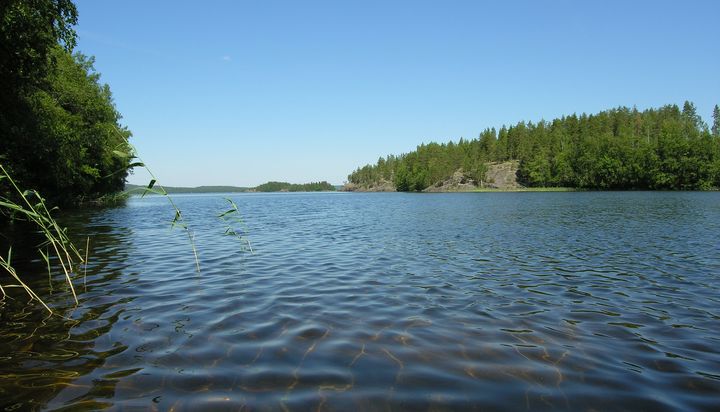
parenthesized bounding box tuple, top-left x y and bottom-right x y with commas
(0, 208, 136, 411)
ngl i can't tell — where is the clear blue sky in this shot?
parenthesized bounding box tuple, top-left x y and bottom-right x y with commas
(74, 0, 719, 187)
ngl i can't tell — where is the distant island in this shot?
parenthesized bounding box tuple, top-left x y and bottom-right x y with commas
(252, 181, 336, 192)
(125, 181, 336, 194)
(347, 102, 720, 192)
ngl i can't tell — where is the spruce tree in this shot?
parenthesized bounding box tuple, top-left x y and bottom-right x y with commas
(682, 100, 703, 131)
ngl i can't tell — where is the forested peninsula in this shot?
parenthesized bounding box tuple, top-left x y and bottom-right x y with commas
(347, 103, 720, 192)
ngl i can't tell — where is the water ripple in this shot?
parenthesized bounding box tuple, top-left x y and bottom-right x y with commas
(1, 192, 719, 410)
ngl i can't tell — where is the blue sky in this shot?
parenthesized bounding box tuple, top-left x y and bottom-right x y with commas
(74, 0, 719, 187)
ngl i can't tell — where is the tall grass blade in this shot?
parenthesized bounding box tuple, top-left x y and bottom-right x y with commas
(84, 237, 90, 292)
(218, 198, 253, 254)
(112, 127, 201, 272)
(0, 163, 85, 313)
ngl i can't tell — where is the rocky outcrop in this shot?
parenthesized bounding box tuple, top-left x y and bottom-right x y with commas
(342, 180, 396, 192)
(424, 161, 522, 192)
(481, 161, 522, 190)
(423, 170, 477, 192)
(343, 161, 522, 192)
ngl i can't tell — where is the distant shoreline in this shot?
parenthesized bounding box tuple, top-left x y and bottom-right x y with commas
(341, 187, 578, 193)
(342, 187, 718, 193)
(126, 184, 718, 195)
(124, 182, 341, 194)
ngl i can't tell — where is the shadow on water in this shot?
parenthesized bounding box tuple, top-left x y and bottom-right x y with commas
(0, 206, 137, 411)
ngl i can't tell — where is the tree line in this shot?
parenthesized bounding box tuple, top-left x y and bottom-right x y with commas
(348, 103, 720, 191)
(253, 181, 336, 192)
(124, 182, 336, 193)
(1, 0, 132, 207)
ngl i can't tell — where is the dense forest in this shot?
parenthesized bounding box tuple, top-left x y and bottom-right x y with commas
(349, 103, 720, 191)
(0, 0, 132, 207)
(253, 181, 336, 192)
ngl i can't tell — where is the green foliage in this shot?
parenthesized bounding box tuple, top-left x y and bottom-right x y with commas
(351, 138, 493, 191)
(348, 103, 720, 191)
(1, 47, 132, 206)
(1, 1, 131, 207)
(0, 0, 135, 313)
(0, 0, 78, 93)
(253, 181, 336, 192)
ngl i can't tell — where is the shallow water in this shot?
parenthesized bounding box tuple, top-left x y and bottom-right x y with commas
(1, 192, 719, 411)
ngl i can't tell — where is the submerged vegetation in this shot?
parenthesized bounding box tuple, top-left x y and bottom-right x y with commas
(349, 103, 720, 191)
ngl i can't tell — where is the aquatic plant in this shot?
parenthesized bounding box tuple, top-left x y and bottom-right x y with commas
(0, 164, 86, 313)
(0, 135, 257, 314)
(0, 143, 198, 314)
(112, 133, 201, 273)
(218, 198, 253, 254)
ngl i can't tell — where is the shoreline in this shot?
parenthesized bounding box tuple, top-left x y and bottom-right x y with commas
(342, 187, 719, 193)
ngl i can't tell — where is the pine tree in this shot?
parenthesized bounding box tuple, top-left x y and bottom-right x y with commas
(712, 105, 720, 137)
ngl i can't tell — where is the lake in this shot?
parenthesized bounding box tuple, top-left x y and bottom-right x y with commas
(1, 192, 719, 411)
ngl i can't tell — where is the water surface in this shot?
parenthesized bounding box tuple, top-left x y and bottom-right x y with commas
(1, 192, 719, 410)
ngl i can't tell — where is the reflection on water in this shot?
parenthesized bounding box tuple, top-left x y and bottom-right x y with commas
(0, 211, 135, 410)
(1, 192, 719, 410)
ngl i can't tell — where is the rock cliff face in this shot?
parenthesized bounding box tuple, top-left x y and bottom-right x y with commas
(343, 161, 521, 192)
(342, 180, 396, 192)
(423, 170, 477, 192)
(481, 160, 522, 189)
(424, 161, 522, 192)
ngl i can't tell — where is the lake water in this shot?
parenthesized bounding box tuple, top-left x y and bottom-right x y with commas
(1, 192, 719, 411)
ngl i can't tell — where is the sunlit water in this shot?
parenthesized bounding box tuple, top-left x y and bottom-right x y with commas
(1, 192, 719, 411)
